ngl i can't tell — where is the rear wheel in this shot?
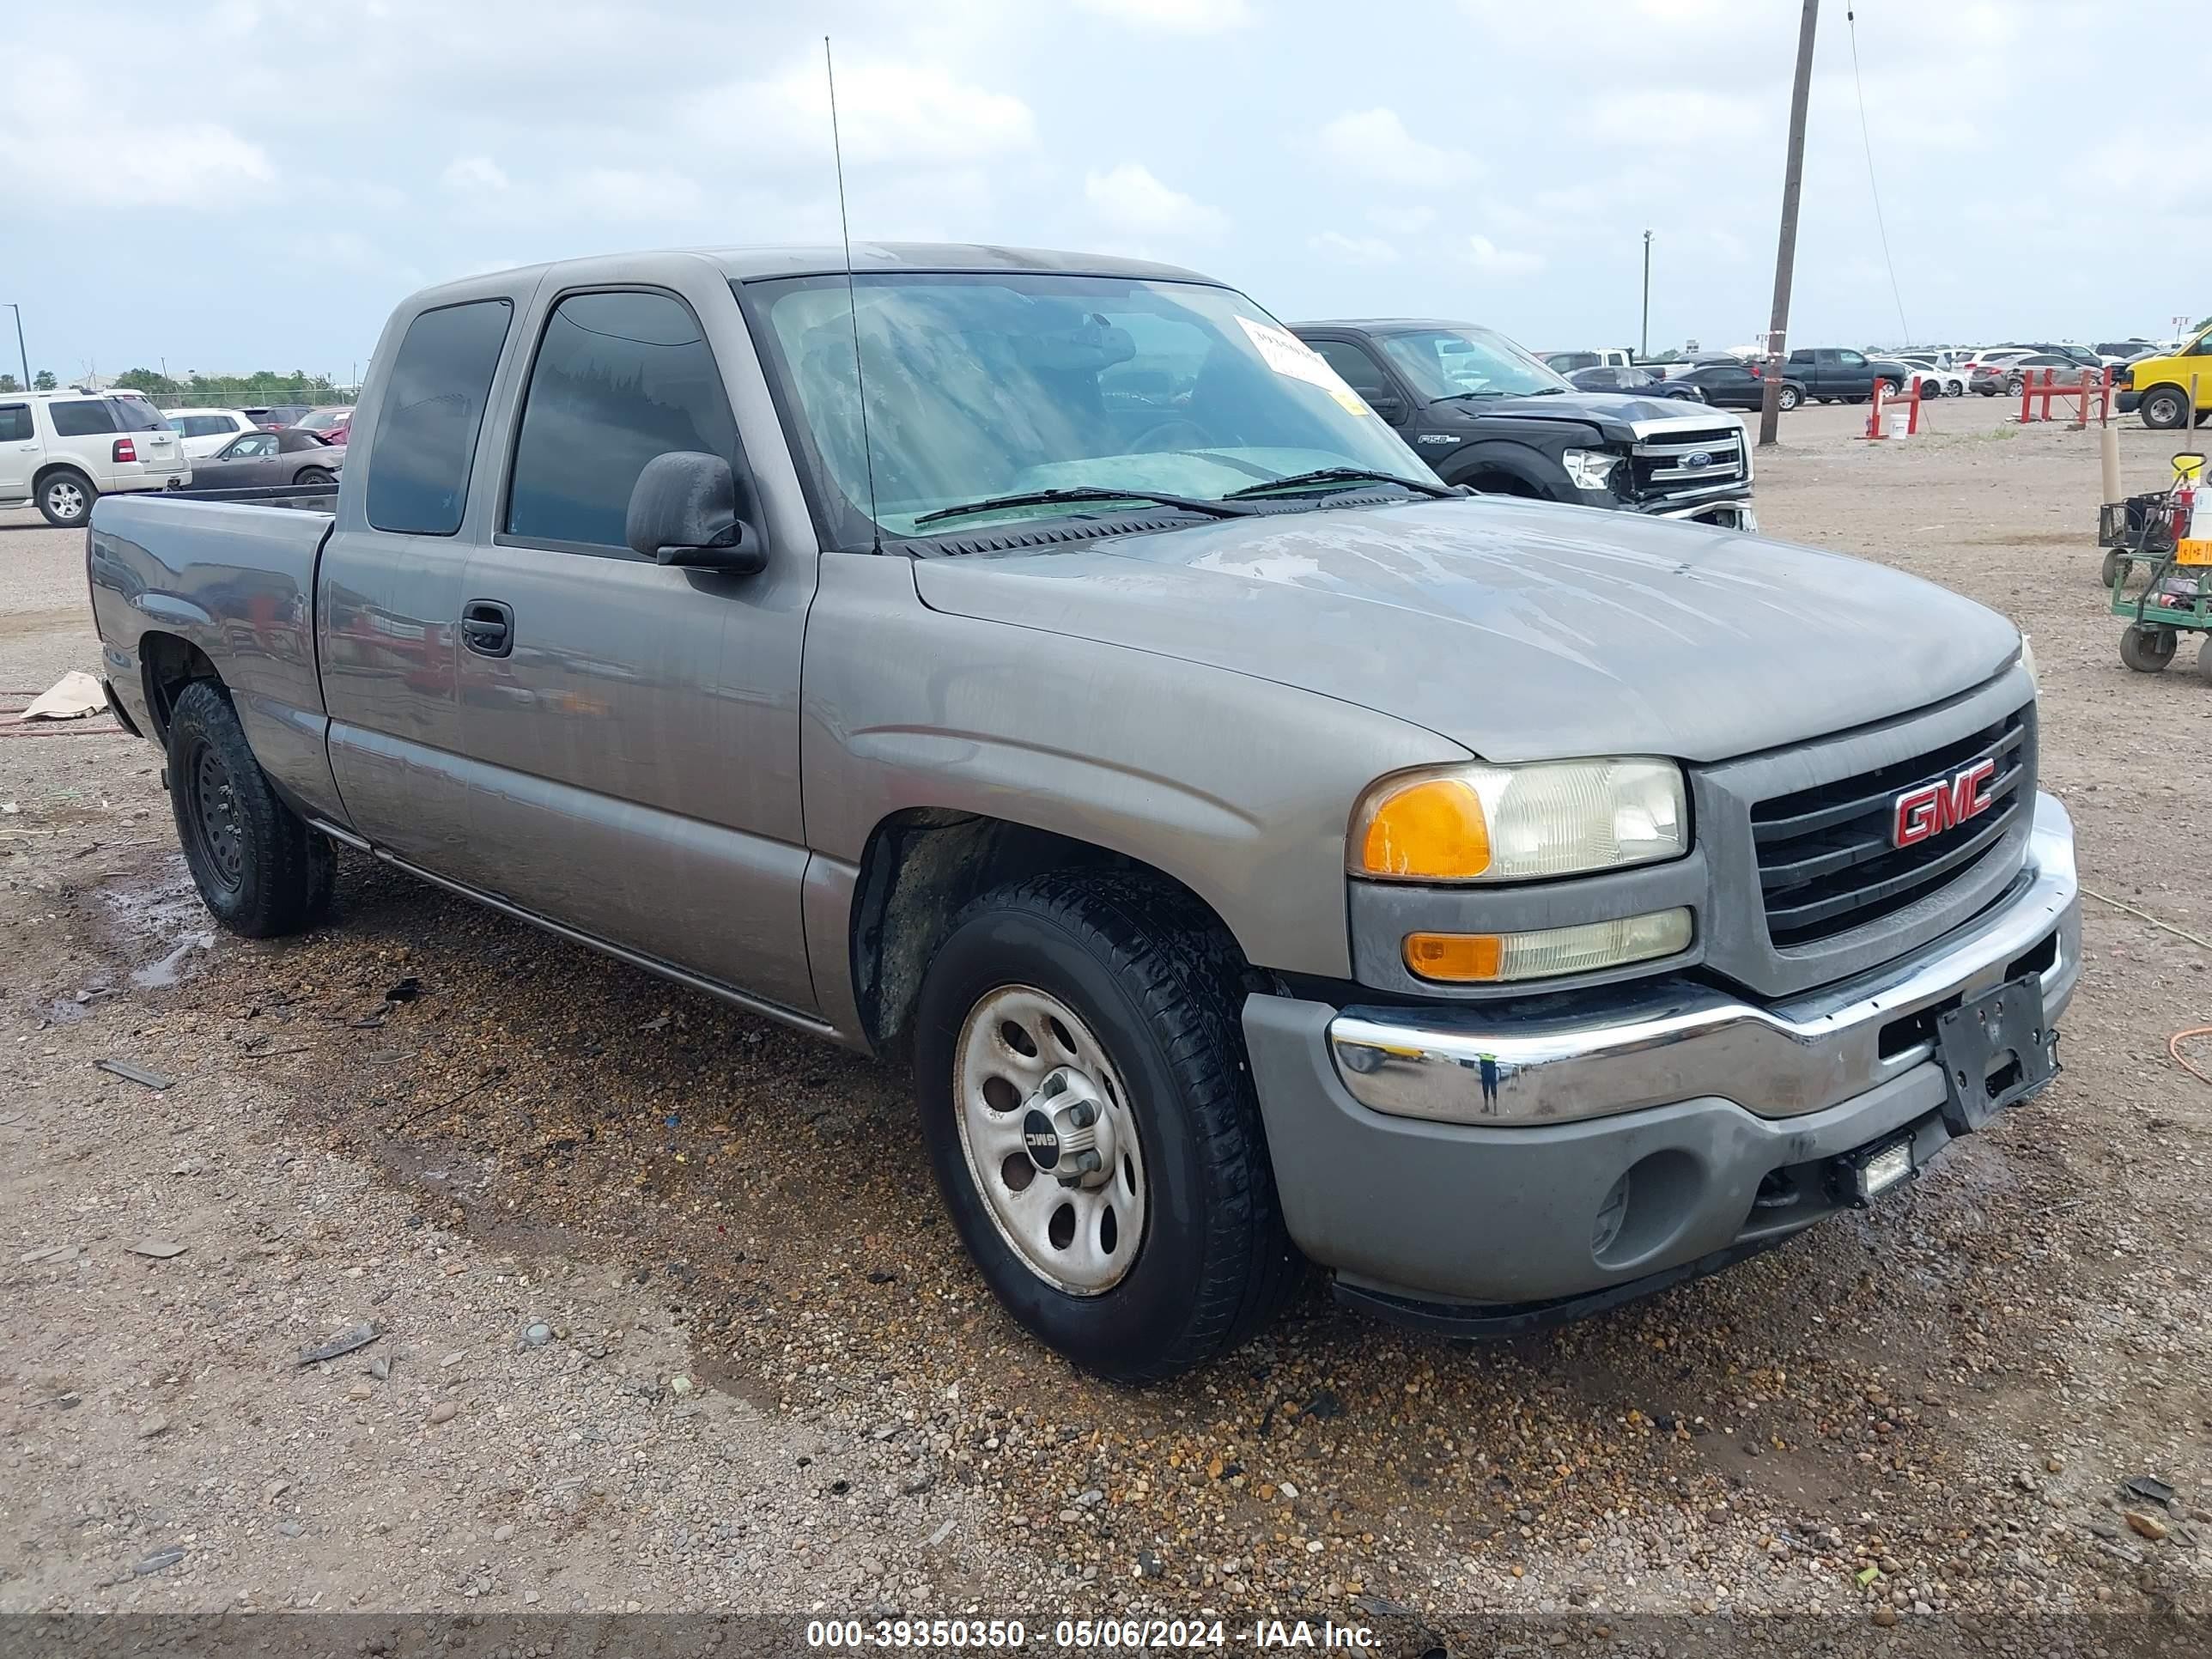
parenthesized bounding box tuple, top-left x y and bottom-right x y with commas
(167, 680, 336, 937)
(295, 466, 335, 487)
(913, 871, 1300, 1382)
(2120, 623, 2178, 673)
(2198, 636, 2212, 684)
(37, 469, 94, 528)
(2103, 549, 2124, 587)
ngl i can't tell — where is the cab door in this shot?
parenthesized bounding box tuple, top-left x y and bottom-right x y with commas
(450, 277, 818, 1014)
(1832, 349, 1875, 398)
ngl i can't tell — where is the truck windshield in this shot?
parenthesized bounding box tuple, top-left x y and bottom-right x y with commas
(1377, 326, 1571, 401)
(741, 271, 1431, 544)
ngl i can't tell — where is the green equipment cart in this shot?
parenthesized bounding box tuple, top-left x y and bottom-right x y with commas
(2112, 451, 2212, 678)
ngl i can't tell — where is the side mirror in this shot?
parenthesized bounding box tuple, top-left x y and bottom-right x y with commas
(624, 451, 766, 574)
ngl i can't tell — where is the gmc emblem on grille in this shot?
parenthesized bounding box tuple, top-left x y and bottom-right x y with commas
(1892, 758, 1996, 848)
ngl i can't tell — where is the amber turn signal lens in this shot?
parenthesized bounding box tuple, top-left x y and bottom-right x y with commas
(1403, 932, 1504, 981)
(1358, 777, 1492, 880)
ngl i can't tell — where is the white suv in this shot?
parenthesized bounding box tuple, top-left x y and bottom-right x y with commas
(0, 389, 192, 526)
(161, 407, 259, 458)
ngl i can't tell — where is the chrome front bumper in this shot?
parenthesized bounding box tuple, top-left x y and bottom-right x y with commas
(1328, 792, 2078, 1128)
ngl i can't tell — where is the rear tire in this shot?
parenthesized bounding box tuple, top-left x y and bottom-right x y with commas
(295, 466, 335, 487)
(2198, 636, 2212, 684)
(36, 469, 94, 528)
(913, 870, 1300, 1382)
(2120, 623, 2178, 674)
(2103, 549, 2124, 587)
(166, 680, 337, 937)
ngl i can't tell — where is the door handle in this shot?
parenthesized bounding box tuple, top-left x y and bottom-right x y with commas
(460, 599, 514, 658)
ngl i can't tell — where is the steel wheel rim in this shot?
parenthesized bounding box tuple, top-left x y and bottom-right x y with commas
(47, 480, 84, 519)
(184, 739, 246, 896)
(953, 984, 1147, 1296)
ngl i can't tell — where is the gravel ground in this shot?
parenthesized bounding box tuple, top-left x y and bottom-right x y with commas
(5, 397, 2212, 1650)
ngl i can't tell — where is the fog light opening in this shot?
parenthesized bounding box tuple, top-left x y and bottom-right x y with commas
(1592, 1148, 1705, 1269)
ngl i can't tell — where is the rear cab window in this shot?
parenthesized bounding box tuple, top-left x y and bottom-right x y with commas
(366, 298, 514, 537)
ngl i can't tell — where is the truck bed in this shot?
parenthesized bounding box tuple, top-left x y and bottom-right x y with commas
(87, 489, 343, 826)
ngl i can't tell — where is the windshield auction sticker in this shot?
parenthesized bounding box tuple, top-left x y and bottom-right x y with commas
(1235, 316, 1373, 416)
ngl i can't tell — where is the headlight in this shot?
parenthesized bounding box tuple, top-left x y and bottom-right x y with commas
(1351, 758, 1688, 883)
(1561, 448, 1624, 492)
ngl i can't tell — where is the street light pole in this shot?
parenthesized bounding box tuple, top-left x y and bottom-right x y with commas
(3, 304, 27, 392)
(1640, 229, 1653, 360)
(1759, 0, 1820, 448)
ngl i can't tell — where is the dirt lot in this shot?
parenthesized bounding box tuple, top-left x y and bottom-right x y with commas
(6, 396, 2212, 1650)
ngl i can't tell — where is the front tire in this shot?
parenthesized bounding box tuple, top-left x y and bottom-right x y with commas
(1777, 386, 1802, 411)
(913, 871, 1299, 1382)
(2142, 385, 2191, 430)
(37, 469, 94, 527)
(167, 680, 336, 937)
(2120, 623, 2178, 673)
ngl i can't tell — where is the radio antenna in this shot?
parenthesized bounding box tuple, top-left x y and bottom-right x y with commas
(825, 36, 883, 554)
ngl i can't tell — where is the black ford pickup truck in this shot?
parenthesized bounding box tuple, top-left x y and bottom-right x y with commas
(1294, 319, 1755, 530)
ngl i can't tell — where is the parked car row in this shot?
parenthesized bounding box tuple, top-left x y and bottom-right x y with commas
(0, 387, 353, 526)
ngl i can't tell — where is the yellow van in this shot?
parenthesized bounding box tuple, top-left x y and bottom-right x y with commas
(2123, 331, 2212, 428)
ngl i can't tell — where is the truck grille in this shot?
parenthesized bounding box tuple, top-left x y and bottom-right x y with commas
(1630, 427, 1747, 497)
(1751, 706, 2033, 949)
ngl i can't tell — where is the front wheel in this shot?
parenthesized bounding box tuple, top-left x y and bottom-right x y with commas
(2120, 623, 2178, 673)
(2103, 549, 2124, 588)
(913, 871, 1299, 1382)
(37, 470, 94, 528)
(1875, 377, 1901, 399)
(1777, 386, 1802, 411)
(167, 680, 337, 937)
(2142, 385, 2191, 430)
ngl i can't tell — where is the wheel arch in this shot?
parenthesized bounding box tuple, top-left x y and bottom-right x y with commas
(137, 629, 224, 744)
(848, 808, 1250, 1060)
(1437, 444, 1573, 500)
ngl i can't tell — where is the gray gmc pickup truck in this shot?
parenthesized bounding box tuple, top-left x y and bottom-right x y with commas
(87, 245, 2080, 1382)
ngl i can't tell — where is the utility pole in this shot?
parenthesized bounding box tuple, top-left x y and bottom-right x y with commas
(1640, 230, 1653, 360)
(1759, 0, 1819, 448)
(3, 304, 26, 392)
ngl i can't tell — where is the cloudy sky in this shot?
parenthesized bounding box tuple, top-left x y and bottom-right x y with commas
(0, 0, 2193, 383)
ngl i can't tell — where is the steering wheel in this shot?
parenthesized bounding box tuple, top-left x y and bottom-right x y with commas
(1128, 416, 1218, 453)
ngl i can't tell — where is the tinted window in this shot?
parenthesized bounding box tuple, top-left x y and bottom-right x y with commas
(506, 289, 738, 549)
(1837, 350, 1867, 367)
(367, 298, 514, 537)
(1694, 366, 1753, 386)
(0, 404, 29, 441)
(109, 397, 167, 432)
(173, 414, 236, 438)
(1546, 352, 1599, 372)
(49, 399, 118, 437)
(1308, 340, 1391, 397)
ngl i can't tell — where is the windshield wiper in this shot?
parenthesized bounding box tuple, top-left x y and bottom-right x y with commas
(914, 486, 1250, 528)
(1222, 466, 1460, 502)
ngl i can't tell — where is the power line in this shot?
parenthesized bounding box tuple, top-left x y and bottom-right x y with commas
(1845, 5, 1911, 343)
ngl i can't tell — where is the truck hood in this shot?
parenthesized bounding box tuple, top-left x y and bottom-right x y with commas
(911, 498, 2020, 765)
(1433, 391, 1723, 440)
